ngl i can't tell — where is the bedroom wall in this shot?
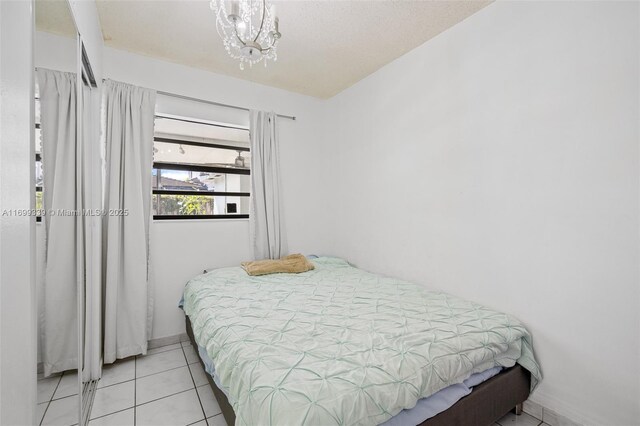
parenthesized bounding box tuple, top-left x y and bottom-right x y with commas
(35, 32, 334, 342)
(327, 1, 639, 425)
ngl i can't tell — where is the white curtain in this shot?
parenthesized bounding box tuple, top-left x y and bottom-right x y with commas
(37, 68, 80, 376)
(249, 110, 287, 260)
(102, 80, 156, 363)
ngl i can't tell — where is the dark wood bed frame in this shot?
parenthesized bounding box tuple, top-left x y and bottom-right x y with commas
(186, 316, 530, 426)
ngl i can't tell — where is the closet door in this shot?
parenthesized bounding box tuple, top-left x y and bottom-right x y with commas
(77, 42, 102, 426)
(35, 2, 104, 425)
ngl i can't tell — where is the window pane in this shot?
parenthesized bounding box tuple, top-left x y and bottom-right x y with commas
(35, 98, 40, 125)
(35, 160, 43, 187)
(154, 194, 214, 216)
(154, 141, 250, 170)
(36, 191, 43, 211)
(213, 196, 250, 215)
(152, 194, 249, 216)
(153, 169, 249, 193)
(35, 128, 42, 154)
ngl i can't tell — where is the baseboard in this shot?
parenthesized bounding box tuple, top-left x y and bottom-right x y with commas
(147, 333, 189, 350)
(523, 398, 584, 426)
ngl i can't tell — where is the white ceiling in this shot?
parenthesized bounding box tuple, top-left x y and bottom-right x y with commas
(36, 0, 492, 99)
(36, 0, 75, 38)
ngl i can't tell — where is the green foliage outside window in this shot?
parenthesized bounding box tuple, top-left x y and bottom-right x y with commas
(154, 194, 214, 215)
(177, 195, 213, 215)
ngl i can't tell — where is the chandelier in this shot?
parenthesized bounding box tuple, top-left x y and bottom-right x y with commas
(209, 0, 281, 70)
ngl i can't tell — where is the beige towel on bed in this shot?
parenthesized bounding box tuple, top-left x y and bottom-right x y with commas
(241, 254, 315, 276)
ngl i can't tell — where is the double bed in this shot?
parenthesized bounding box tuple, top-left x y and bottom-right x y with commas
(181, 257, 541, 425)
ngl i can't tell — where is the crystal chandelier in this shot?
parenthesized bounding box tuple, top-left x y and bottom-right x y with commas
(209, 0, 281, 70)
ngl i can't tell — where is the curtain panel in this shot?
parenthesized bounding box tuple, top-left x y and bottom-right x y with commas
(102, 80, 156, 363)
(249, 110, 287, 260)
(37, 68, 80, 376)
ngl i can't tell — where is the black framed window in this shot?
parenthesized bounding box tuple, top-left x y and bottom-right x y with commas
(152, 121, 251, 220)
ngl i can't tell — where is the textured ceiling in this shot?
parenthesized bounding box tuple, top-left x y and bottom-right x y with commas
(36, 0, 76, 38)
(36, 0, 492, 99)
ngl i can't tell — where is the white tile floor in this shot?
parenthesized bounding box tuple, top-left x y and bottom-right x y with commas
(495, 411, 549, 426)
(37, 341, 226, 426)
(37, 342, 546, 426)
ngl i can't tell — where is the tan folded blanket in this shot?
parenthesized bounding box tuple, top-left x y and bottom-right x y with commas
(241, 254, 315, 276)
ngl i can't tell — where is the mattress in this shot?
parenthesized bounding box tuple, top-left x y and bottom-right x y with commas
(182, 256, 541, 425)
(192, 339, 503, 425)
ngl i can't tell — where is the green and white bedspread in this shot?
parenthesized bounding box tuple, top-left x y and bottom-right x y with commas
(183, 257, 541, 426)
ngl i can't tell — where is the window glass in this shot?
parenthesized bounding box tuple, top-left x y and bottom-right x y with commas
(152, 194, 248, 216)
(36, 159, 43, 187)
(154, 141, 250, 170)
(152, 169, 250, 193)
(36, 190, 43, 211)
(152, 116, 250, 219)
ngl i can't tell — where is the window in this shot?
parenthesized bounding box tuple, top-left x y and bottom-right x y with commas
(152, 116, 250, 219)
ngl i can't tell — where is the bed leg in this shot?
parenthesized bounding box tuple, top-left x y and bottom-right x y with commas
(513, 403, 523, 415)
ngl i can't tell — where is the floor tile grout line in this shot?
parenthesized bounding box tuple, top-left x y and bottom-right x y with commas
(87, 406, 133, 423)
(96, 359, 186, 391)
(50, 371, 84, 402)
(38, 401, 51, 426)
(39, 373, 64, 425)
(87, 386, 136, 423)
(95, 377, 135, 391)
(49, 374, 63, 403)
(135, 362, 190, 380)
(134, 387, 199, 410)
(51, 394, 76, 402)
(183, 345, 208, 424)
(206, 413, 224, 426)
(146, 343, 184, 355)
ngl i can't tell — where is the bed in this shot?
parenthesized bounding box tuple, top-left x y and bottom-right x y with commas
(181, 257, 541, 425)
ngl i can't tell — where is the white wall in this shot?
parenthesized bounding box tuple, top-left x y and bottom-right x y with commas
(0, 1, 37, 424)
(327, 2, 639, 425)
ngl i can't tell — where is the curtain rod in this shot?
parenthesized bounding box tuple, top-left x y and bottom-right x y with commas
(97, 76, 296, 121)
(155, 113, 249, 132)
(37, 69, 297, 120)
(157, 90, 296, 121)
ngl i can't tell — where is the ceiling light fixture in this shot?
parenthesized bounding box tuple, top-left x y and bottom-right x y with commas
(209, 0, 281, 70)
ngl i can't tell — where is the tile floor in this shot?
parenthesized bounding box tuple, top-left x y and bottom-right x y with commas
(37, 342, 546, 426)
(495, 411, 549, 426)
(37, 341, 226, 426)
